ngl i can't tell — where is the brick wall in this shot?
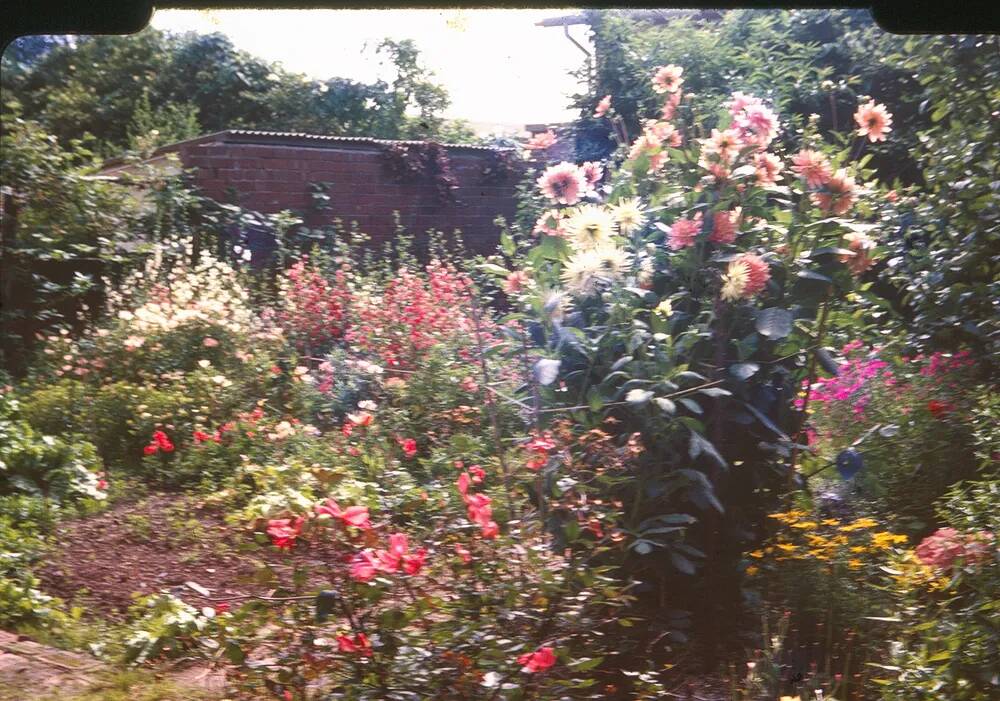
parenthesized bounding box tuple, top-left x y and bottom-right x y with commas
(166, 132, 522, 254)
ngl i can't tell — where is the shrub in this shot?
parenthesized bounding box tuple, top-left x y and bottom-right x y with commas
(874, 479, 1000, 700)
(0, 390, 106, 503)
(804, 345, 983, 532)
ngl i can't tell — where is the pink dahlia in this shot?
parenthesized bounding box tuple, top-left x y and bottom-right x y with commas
(503, 270, 530, 295)
(703, 128, 743, 164)
(791, 149, 832, 188)
(667, 214, 703, 250)
(726, 91, 764, 117)
(652, 64, 684, 94)
(627, 133, 667, 171)
(660, 90, 682, 121)
(526, 129, 557, 151)
(736, 103, 780, 148)
(842, 231, 876, 275)
(537, 162, 586, 205)
(580, 161, 604, 189)
(854, 101, 893, 142)
(737, 253, 771, 296)
(754, 152, 783, 186)
(709, 211, 738, 245)
(812, 169, 856, 215)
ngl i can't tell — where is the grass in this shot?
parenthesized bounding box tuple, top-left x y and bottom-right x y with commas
(27, 669, 223, 701)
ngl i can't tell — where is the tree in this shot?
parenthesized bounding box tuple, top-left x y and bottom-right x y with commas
(2, 29, 466, 157)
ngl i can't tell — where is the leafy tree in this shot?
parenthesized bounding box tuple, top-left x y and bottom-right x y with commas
(880, 35, 1000, 365)
(2, 30, 465, 156)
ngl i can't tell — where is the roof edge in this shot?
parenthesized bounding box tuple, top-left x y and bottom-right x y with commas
(99, 129, 511, 172)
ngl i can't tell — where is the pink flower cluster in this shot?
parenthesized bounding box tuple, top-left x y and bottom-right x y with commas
(801, 344, 892, 416)
(265, 498, 372, 550)
(457, 466, 498, 539)
(350, 532, 428, 581)
(276, 258, 349, 351)
(915, 528, 995, 569)
(346, 261, 482, 370)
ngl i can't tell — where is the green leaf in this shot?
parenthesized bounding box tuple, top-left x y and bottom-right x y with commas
(755, 308, 793, 339)
(729, 362, 759, 380)
(225, 639, 246, 665)
(678, 398, 702, 415)
(689, 431, 727, 470)
(570, 657, 604, 672)
(654, 397, 676, 415)
(500, 231, 516, 256)
(697, 387, 731, 398)
(626, 389, 654, 406)
(670, 551, 696, 575)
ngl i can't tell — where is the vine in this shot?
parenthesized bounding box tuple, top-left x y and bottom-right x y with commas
(380, 141, 459, 207)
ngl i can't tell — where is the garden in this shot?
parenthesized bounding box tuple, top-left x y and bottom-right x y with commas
(0, 9, 998, 701)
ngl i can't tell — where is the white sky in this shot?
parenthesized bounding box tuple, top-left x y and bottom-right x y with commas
(149, 8, 591, 131)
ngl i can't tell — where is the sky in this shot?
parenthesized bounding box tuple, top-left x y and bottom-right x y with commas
(149, 8, 591, 132)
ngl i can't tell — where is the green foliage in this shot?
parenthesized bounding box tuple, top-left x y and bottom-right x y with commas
(0, 392, 105, 503)
(879, 35, 1000, 363)
(122, 593, 225, 665)
(2, 31, 465, 155)
(805, 347, 985, 533)
(875, 479, 1000, 700)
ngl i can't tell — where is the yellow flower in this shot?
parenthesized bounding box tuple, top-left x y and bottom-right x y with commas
(847, 559, 864, 570)
(776, 543, 797, 553)
(849, 546, 867, 554)
(821, 518, 841, 526)
(840, 517, 879, 532)
(654, 299, 673, 317)
(746, 565, 760, 576)
(749, 550, 765, 559)
(791, 520, 819, 529)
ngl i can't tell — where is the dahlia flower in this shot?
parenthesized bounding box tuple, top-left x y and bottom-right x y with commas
(791, 149, 833, 188)
(593, 94, 612, 118)
(537, 162, 586, 205)
(564, 204, 616, 251)
(854, 101, 893, 142)
(652, 64, 684, 94)
(667, 214, 702, 250)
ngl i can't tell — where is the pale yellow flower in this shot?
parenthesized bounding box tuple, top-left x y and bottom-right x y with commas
(611, 197, 647, 234)
(564, 205, 616, 251)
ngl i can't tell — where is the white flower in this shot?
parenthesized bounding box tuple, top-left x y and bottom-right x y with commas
(357, 400, 378, 411)
(720, 261, 750, 302)
(198, 359, 211, 368)
(564, 204, 617, 251)
(611, 197, 647, 234)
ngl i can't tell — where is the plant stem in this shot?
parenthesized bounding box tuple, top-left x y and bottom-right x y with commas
(469, 291, 517, 519)
(789, 294, 831, 485)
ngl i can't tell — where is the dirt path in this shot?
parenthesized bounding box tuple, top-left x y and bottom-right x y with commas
(37, 492, 345, 617)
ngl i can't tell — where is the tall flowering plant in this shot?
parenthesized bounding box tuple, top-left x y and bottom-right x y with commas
(484, 66, 898, 642)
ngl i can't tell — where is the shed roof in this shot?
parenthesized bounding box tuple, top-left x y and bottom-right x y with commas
(99, 129, 510, 173)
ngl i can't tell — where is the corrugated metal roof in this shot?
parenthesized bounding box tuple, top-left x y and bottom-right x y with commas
(205, 129, 505, 153)
(98, 129, 513, 172)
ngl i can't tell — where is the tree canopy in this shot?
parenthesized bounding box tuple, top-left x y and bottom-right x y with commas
(1, 29, 476, 156)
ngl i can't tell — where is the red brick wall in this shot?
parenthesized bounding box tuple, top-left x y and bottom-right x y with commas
(173, 137, 521, 254)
